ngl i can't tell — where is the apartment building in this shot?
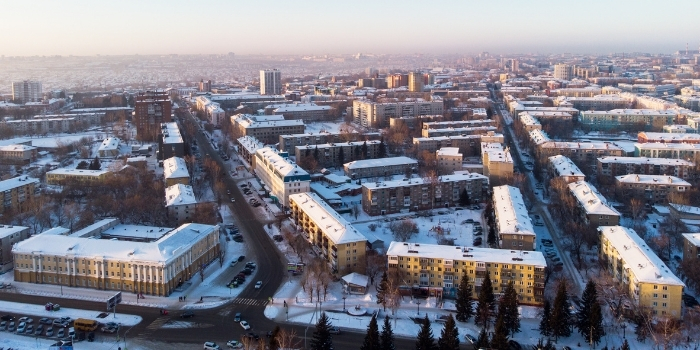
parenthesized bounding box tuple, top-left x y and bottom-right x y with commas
(295, 140, 381, 169)
(596, 157, 695, 180)
(638, 132, 700, 144)
(46, 169, 110, 186)
(165, 184, 197, 224)
(492, 186, 536, 250)
(158, 122, 184, 160)
(134, 91, 172, 142)
(553, 64, 573, 80)
(12, 223, 220, 297)
(481, 143, 514, 179)
(568, 181, 620, 227)
(578, 109, 678, 131)
(12, 80, 42, 103)
(537, 142, 625, 166)
(289, 192, 367, 275)
(413, 133, 504, 155)
(437, 148, 463, 175)
(163, 157, 190, 187)
(516, 111, 574, 121)
(0, 144, 37, 164)
(408, 72, 424, 92)
(386, 242, 546, 304)
(550, 88, 602, 97)
(0, 225, 30, 272)
(617, 83, 676, 97)
(421, 126, 498, 138)
(614, 174, 690, 204)
(422, 120, 495, 130)
(231, 114, 304, 144)
(548, 155, 585, 183)
(344, 156, 417, 179)
(260, 69, 282, 95)
(555, 95, 629, 111)
(264, 103, 332, 122)
(4, 117, 76, 135)
(98, 137, 120, 157)
(518, 113, 541, 132)
(253, 147, 310, 208)
(278, 132, 376, 153)
(237, 136, 265, 165)
(388, 115, 444, 130)
(634, 142, 700, 160)
(362, 173, 489, 216)
(352, 99, 444, 127)
(682, 233, 700, 262)
(528, 129, 552, 146)
(599, 226, 684, 318)
(194, 95, 226, 125)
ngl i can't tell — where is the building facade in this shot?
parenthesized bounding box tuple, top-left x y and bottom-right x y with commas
(253, 148, 310, 208)
(492, 186, 536, 251)
(295, 140, 381, 170)
(568, 181, 620, 227)
(12, 80, 42, 103)
(289, 192, 367, 275)
(46, 169, 110, 186)
(599, 226, 684, 318)
(134, 91, 172, 142)
(548, 155, 585, 183)
(352, 99, 444, 128)
(260, 69, 282, 95)
(163, 157, 190, 187)
(386, 242, 546, 304)
(614, 174, 690, 204)
(437, 148, 463, 175)
(165, 184, 198, 224)
(344, 156, 417, 179)
(158, 122, 185, 160)
(597, 157, 694, 180)
(231, 114, 304, 144)
(0, 144, 37, 164)
(0, 225, 30, 272)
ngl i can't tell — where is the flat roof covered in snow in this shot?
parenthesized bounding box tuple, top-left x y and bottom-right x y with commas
(386, 241, 546, 266)
(363, 172, 488, 190)
(492, 185, 535, 237)
(98, 137, 120, 152)
(289, 192, 366, 245)
(165, 183, 197, 207)
(0, 225, 28, 239)
(549, 155, 584, 178)
(615, 174, 691, 186)
(599, 226, 684, 286)
(568, 181, 620, 216)
(345, 156, 417, 170)
(161, 122, 183, 145)
(0, 176, 39, 192)
(163, 157, 189, 179)
(598, 157, 694, 166)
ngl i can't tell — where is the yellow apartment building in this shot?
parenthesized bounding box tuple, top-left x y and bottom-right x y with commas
(46, 169, 110, 186)
(599, 226, 684, 318)
(386, 241, 546, 305)
(0, 176, 39, 213)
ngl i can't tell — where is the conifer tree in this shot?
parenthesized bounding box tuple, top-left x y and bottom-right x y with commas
(550, 281, 572, 340)
(376, 272, 388, 311)
(378, 137, 387, 158)
(475, 327, 489, 349)
(620, 339, 630, 350)
(455, 271, 473, 322)
(501, 281, 520, 337)
(380, 315, 395, 350)
(361, 315, 381, 350)
(474, 271, 495, 329)
(310, 312, 333, 350)
(437, 314, 460, 350)
(577, 280, 604, 346)
(539, 299, 552, 337)
(415, 315, 436, 350)
(338, 146, 345, 165)
(490, 314, 509, 350)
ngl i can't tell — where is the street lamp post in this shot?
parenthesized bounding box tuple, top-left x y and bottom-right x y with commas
(417, 300, 421, 315)
(342, 296, 346, 312)
(621, 323, 627, 339)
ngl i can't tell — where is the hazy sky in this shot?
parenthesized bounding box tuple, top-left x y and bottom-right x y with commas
(2, 0, 699, 56)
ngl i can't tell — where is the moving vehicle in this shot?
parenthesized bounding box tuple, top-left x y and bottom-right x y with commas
(240, 320, 251, 330)
(255, 281, 262, 289)
(73, 318, 98, 332)
(180, 311, 195, 318)
(234, 313, 242, 322)
(227, 340, 243, 349)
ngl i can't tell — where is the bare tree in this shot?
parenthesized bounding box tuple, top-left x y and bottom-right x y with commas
(276, 328, 301, 350)
(388, 219, 419, 241)
(365, 250, 386, 286)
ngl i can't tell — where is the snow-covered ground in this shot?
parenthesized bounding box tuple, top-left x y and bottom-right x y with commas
(0, 300, 141, 326)
(303, 121, 346, 134)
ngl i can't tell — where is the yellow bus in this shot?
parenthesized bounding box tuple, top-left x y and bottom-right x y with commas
(73, 318, 98, 332)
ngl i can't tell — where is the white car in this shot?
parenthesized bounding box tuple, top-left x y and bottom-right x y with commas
(18, 317, 33, 324)
(227, 340, 243, 349)
(204, 341, 221, 350)
(255, 281, 262, 289)
(239, 320, 250, 330)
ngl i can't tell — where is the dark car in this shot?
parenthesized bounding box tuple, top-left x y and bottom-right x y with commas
(180, 311, 195, 318)
(1, 314, 14, 321)
(508, 339, 522, 350)
(238, 256, 245, 262)
(243, 268, 253, 275)
(246, 332, 260, 341)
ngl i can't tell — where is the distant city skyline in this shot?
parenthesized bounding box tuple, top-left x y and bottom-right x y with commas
(1, 0, 700, 56)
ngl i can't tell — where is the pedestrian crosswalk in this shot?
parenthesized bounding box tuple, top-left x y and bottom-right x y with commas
(232, 297, 268, 306)
(145, 317, 170, 330)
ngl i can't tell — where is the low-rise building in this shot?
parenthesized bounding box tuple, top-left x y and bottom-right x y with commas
(548, 155, 585, 183)
(165, 184, 197, 224)
(599, 226, 684, 318)
(386, 242, 546, 304)
(638, 132, 700, 144)
(437, 148, 463, 175)
(279, 132, 373, 153)
(421, 126, 498, 138)
(295, 140, 381, 169)
(518, 113, 542, 132)
(289, 192, 367, 275)
(538, 142, 625, 166)
(422, 120, 495, 130)
(362, 173, 489, 216)
(413, 133, 504, 155)
(3, 117, 76, 135)
(12, 223, 221, 296)
(682, 233, 700, 262)
(0, 144, 37, 164)
(568, 181, 620, 227)
(579, 109, 679, 131)
(253, 147, 310, 208)
(0, 225, 30, 272)
(352, 99, 444, 128)
(264, 102, 332, 121)
(555, 95, 629, 111)
(597, 157, 694, 180)
(481, 143, 513, 179)
(634, 142, 700, 160)
(492, 186, 536, 250)
(158, 122, 184, 160)
(0, 176, 38, 213)
(237, 136, 265, 165)
(46, 169, 110, 186)
(344, 156, 417, 179)
(614, 174, 691, 204)
(231, 114, 305, 144)
(98, 137, 120, 157)
(163, 157, 190, 187)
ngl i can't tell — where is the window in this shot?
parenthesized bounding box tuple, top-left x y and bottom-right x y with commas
(653, 293, 658, 298)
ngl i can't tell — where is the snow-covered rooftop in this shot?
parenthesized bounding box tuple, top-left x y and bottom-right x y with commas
(233, 114, 304, 129)
(635, 142, 700, 151)
(296, 140, 381, 150)
(289, 192, 366, 245)
(13, 223, 217, 264)
(237, 136, 265, 154)
(519, 113, 541, 126)
(492, 185, 535, 237)
(0, 225, 28, 239)
(99, 224, 174, 241)
(165, 183, 197, 207)
(549, 155, 584, 178)
(682, 233, 700, 248)
(386, 241, 546, 266)
(342, 272, 369, 287)
(568, 181, 620, 216)
(98, 137, 120, 153)
(363, 172, 488, 190)
(583, 109, 677, 116)
(163, 157, 189, 179)
(529, 129, 551, 145)
(599, 226, 684, 286)
(597, 157, 694, 166)
(255, 147, 308, 178)
(0, 176, 39, 192)
(161, 122, 183, 145)
(615, 174, 691, 186)
(639, 132, 700, 143)
(436, 147, 461, 156)
(344, 156, 417, 170)
(541, 141, 623, 151)
(266, 103, 331, 112)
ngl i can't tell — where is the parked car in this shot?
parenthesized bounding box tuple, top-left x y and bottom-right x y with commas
(465, 334, 476, 344)
(1, 315, 14, 321)
(240, 321, 251, 330)
(18, 317, 34, 324)
(227, 340, 243, 348)
(238, 255, 245, 262)
(27, 324, 34, 334)
(246, 332, 259, 341)
(17, 321, 26, 333)
(204, 341, 221, 350)
(0, 320, 6, 330)
(57, 328, 65, 338)
(39, 317, 52, 325)
(180, 311, 195, 318)
(87, 332, 95, 342)
(8, 321, 15, 332)
(46, 328, 54, 337)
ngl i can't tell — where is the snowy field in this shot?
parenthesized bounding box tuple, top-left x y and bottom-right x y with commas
(303, 121, 346, 134)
